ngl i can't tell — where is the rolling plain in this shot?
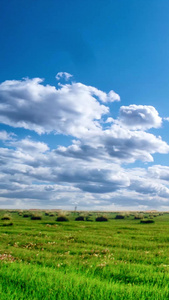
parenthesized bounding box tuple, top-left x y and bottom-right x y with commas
(0, 210, 169, 299)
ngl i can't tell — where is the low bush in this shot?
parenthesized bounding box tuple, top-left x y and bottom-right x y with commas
(96, 216, 108, 222)
(1, 214, 11, 220)
(23, 213, 30, 218)
(134, 214, 144, 219)
(140, 219, 155, 224)
(31, 214, 42, 220)
(56, 215, 69, 222)
(75, 216, 85, 221)
(115, 214, 125, 219)
(49, 213, 55, 217)
(45, 211, 55, 216)
(143, 215, 148, 218)
(3, 222, 13, 226)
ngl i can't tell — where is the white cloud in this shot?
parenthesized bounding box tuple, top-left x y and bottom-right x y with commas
(57, 124, 169, 163)
(0, 134, 169, 200)
(56, 72, 73, 81)
(129, 178, 169, 198)
(9, 138, 49, 153)
(0, 78, 115, 136)
(0, 131, 14, 140)
(0, 75, 169, 210)
(105, 117, 114, 123)
(119, 105, 162, 130)
(102, 125, 169, 162)
(148, 165, 169, 181)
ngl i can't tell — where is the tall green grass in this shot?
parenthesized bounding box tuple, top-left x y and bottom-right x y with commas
(0, 210, 169, 299)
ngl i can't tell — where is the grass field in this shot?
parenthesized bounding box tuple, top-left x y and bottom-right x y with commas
(0, 210, 169, 299)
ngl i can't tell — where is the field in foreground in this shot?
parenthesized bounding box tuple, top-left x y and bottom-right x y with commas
(0, 210, 169, 299)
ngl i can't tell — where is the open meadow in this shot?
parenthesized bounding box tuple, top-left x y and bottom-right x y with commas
(1, 210, 169, 299)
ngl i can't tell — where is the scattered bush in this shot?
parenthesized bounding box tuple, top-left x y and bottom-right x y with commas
(23, 213, 30, 218)
(143, 215, 148, 218)
(86, 215, 93, 221)
(56, 211, 69, 222)
(1, 214, 11, 220)
(31, 214, 42, 220)
(134, 214, 144, 220)
(49, 213, 55, 217)
(140, 219, 155, 224)
(45, 211, 55, 216)
(56, 215, 69, 222)
(75, 216, 85, 221)
(115, 214, 125, 219)
(3, 222, 13, 226)
(96, 216, 108, 222)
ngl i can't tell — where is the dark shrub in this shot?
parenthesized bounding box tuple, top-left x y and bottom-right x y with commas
(115, 214, 125, 219)
(3, 222, 13, 226)
(143, 215, 148, 218)
(96, 216, 108, 222)
(23, 213, 30, 218)
(56, 216, 69, 222)
(1, 214, 11, 220)
(45, 211, 55, 216)
(31, 215, 42, 220)
(75, 216, 85, 221)
(140, 219, 155, 224)
(134, 214, 143, 220)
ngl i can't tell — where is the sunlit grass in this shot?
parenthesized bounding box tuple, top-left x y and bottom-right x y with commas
(0, 210, 169, 299)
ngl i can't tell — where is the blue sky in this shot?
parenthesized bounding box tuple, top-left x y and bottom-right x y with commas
(1, 0, 169, 210)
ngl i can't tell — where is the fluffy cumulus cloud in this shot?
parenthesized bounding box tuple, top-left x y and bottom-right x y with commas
(148, 165, 169, 181)
(0, 74, 169, 210)
(57, 125, 169, 163)
(0, 77, 120, 137)
(119, 105, 162, 130)
(102, 126, 169, 162)
(9, 138, 49, 153)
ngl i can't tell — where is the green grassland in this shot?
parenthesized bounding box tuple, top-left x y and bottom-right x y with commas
(0, 210, 169, 299)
